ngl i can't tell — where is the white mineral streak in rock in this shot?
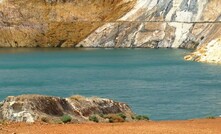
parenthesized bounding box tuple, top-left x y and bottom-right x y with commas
(169, 22, 193, 48)
(76, 23, 118, 47)
(176, 11, 193, 22)
(76, 0, 152, 47)
(134, 23, 166, 47)
(2, 100, 35, 123)
(0, 95, 134, 123)
(66, 98, 87, 119)
(76, 0, 221, 50)
(165, 0, 183, 21)
(11, 111, 34, 123)
(77, 0, 153, 47)
(195, 0, 208, 21)
(119, 0, 153, 21)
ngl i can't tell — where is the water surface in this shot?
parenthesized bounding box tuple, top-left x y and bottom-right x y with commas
(0, 48, 221, 120)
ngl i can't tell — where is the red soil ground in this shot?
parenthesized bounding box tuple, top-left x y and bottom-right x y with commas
(1, 118, 221, 134)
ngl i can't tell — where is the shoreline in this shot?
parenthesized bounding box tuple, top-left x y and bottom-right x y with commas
(1, 118, 221, 134)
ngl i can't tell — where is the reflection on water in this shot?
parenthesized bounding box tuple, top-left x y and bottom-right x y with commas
(0, 48, 98, 54)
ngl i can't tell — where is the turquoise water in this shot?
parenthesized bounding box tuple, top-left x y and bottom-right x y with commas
(0, 48, 221, 120)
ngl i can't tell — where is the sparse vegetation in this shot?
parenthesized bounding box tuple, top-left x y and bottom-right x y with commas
(0, 102, 3, 107)
(118, 113, 127, 120)
(131, 115, 135, 120)
(89, 115, 99, 123)
(41, 117, 50, 123)
(135, 115, 149, 121)
(61, 115, 72, 123)
(0, 120, 8, 125)
(99, 114, 104, 118)
(70, 95, 86, 101)
(109, 118, 114, 123)
(53, 119, 63, 124)
(206, 116, 216, 119)
(104, 114, 125, 123)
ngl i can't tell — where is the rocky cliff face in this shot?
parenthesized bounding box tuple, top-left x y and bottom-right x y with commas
(0, 95, 134, 123)
(0, 0, 135, 47)
(0, 0, 220, 48)
(77, 0, 221, 49)
(185, 38, 221, 64)
(0, 0, 221, 63)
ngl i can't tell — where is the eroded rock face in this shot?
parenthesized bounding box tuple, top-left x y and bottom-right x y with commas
(0, 95, 134, 123)
(185, 38, 221, 64)
(0, 0, 135, 47)
(0, 0, 220, 49)
(77, 0, 221, 49)
(1, 0, 221, 63)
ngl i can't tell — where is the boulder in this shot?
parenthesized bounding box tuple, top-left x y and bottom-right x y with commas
(0, 95, 134, 123)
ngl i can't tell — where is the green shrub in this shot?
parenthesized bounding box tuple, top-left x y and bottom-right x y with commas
(99, 114, 104, 118)
(0, 102, 3, 107)
(135, 115, 149, 120)
(61, 115, 72, 123)
(89, 115, 99, 123)
(118, 113, 126, 120)
(207, 116, 216, 119)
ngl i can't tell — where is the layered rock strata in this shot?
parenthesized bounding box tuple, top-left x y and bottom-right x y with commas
(0, 0, 220, 49)
(0, 0, 221, 63)
(77, 0, 221, 49)
(0, 0, 135, 47)
(0, 95, 134, 123)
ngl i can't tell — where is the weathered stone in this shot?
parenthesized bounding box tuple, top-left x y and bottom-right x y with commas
(0, 0, 221, 63)
(185, 38, 221, 64)
(0, 0, 135, 47)
(0, 95, 134, 123)
(0, 0, 220, 49)
(76, 0, 221, 49)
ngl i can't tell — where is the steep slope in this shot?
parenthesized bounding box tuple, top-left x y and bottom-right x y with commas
(0, 0, 135, 47)
(0, 0, 221, 63)
(185, 38, 221, 64)
(77, 0, 221, 49)
(0, 0, 220, 48)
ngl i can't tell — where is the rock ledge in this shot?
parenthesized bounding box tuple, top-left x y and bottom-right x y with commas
(0, 95, 134, 123)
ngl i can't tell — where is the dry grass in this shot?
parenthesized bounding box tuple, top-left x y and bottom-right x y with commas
(69, 95, 86, 101)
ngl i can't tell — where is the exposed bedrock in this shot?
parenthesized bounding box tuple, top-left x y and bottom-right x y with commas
(0, 95, 134, 123)
(0, 0, 136, 47)
(77, 0, 221, 49)
(0, 0, 221, 63)
(185, 38, 221, 64)
(0, 0, 220, 49)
